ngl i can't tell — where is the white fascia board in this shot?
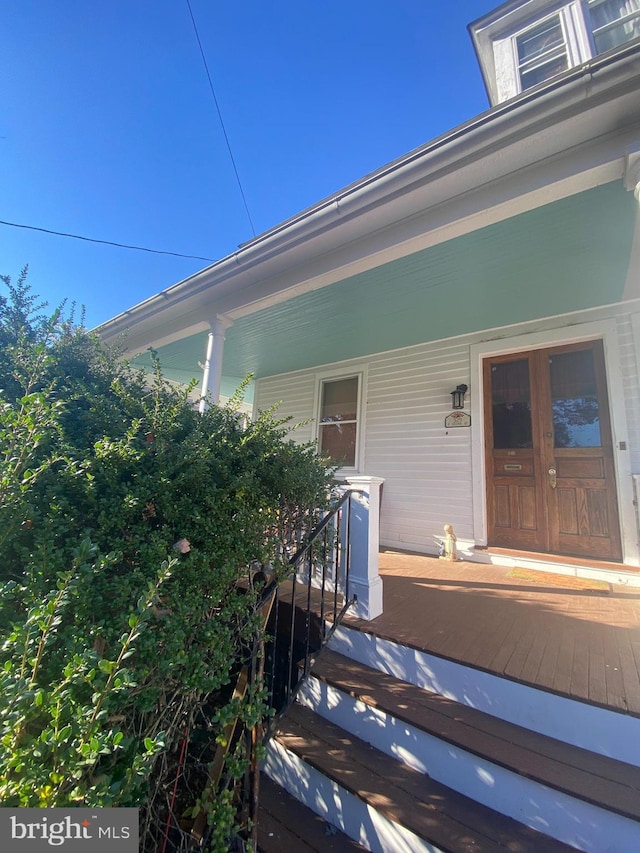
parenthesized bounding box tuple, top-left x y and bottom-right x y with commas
(97, 47, 640, 356)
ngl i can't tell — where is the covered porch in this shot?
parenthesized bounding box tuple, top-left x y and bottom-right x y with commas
(343, 548, 640, 716)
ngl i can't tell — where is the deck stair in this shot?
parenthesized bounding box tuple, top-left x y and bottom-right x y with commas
(258, 774, 368, 852)
(262, 625, 640, 852)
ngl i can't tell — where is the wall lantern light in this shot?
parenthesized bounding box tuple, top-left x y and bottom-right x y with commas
(450, 384, 468, 410)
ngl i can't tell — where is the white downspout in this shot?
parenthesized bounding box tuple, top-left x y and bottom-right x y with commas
(199, 315, 232, 413)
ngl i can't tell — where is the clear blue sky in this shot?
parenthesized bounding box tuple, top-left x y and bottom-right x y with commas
(1, 1, 493, 328)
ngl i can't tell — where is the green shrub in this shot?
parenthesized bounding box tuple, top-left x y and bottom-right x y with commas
(0, 269, 333, 850)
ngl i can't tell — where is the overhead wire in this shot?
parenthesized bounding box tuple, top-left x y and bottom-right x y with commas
(0, 219, 216, 262)
(185, 0, 257, 237)
(2, 6, 256, 264)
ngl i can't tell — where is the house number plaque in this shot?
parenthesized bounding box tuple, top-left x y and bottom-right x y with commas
(445, 411, 471, 428)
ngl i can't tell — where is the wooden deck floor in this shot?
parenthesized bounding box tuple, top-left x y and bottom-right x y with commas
(340, 549, 640, 716)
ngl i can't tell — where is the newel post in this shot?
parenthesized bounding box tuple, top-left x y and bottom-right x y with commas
(343, 475, 384, 620)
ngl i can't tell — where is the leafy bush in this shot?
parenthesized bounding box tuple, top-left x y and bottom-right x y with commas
(0, 269, 333, 850)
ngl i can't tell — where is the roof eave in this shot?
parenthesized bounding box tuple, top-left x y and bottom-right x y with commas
(97, 44, 640, 352)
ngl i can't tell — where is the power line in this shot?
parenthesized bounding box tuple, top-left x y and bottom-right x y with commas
(185, 0, 256, 237)
(0, 219, 216, 262)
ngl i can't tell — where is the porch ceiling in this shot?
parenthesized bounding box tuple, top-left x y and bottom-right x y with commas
(132, 181, 637, 390)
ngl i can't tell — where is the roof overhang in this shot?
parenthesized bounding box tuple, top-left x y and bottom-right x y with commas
(97, 45, 640, 357)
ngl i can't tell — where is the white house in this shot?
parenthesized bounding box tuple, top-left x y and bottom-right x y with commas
(98, 0, 640, 583)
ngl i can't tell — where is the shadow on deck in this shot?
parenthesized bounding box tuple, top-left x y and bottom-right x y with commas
(340, 548, 640, 715)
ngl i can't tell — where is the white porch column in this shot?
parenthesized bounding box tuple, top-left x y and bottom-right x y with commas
(344, 475, 385, 620)
(623, 146, 640, 299)
(199, 315, 232, 413)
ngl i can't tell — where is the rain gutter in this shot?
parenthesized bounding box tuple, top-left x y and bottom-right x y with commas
(97, 44, 640, 341)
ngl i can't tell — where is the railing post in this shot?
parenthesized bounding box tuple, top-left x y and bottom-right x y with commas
(343, 476, 384, 620)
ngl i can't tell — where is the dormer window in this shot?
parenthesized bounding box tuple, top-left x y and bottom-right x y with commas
(471, 0, 640, 106)
(587, 0, 640, 54)
(517, 14, 569, 90)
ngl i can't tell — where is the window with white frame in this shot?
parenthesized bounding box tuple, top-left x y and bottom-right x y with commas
(318, 375, 359, 468)
(516, 13, 570, 91)
(586, 0, 640, 54)
(484, 1, 640, 103)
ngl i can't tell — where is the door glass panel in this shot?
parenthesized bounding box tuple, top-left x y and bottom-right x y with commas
(549, 349, 601, 447)
(491, 359, 532, 448)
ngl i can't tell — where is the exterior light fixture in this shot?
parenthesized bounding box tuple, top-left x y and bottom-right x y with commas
(450, 384, 468, 410)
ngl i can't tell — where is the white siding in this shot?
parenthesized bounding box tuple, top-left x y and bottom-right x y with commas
(254, 372, 316, 446)
(255, 301, 640, 560)
(364, 340, 473, 552)
(619, 314, 640, 474)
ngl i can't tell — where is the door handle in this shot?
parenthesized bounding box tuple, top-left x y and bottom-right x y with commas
(548, 467, 557, 489)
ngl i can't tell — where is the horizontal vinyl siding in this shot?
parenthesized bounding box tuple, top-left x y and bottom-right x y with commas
(254, 301, 640, 558)
(253, 373, 316, 446)
(255, 340, 475, 554)
(617, 315, 640, 475)
(366, 340, 473, 552)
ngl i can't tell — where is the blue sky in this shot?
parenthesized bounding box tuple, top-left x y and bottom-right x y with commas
(1, 1, 493, 328)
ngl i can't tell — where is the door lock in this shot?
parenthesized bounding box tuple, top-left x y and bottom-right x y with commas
(548, 467, 557, 489)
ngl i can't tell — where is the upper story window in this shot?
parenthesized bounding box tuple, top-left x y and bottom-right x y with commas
(470, 0, 640, 105)
(587, 0, 640, 53)
(517, 14, 569, 90)
(318, 375, 359, 468)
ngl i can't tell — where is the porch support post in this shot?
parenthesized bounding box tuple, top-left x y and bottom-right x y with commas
(623, 146, 640, 299)
(199, 315, 232, 413)
(344, 475, 385, 620)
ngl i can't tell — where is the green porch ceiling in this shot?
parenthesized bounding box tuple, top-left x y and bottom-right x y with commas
(132, 181, 636, 389)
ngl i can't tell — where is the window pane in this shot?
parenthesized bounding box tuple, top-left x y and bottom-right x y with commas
(517, 15, 568, 90)
(517, 16, 565, 62)
(491, 360, 533, 448)
(319, 422, 357, 466)
(588, 0, 640, 52)
(320, 377, 358, 422)
(520, 55, 569, 88)
(550, 350, 601, 447)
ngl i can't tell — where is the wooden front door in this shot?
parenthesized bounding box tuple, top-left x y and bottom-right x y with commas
(484, 340, 621, 561)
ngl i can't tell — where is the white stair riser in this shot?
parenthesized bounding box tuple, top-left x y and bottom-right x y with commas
(263, 738, 445, 853)
(298, 677, 640, 853)
(328, 625, 640, 766)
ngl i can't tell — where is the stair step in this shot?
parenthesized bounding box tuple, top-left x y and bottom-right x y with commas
(258, 774, 368, 853)
(327, 624, 640, 766)
(272, 702, 575, 853)
(310, 649, 640, 823)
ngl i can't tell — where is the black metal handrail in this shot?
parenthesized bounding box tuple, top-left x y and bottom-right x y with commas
(188, 488, 359, 851)
(272, 487, 359, 717)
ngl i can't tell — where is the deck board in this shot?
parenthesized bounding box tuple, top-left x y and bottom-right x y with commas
(552, 624, 577, 696)
(602, 625, 627, 710)
(337, 550, 640, 715)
